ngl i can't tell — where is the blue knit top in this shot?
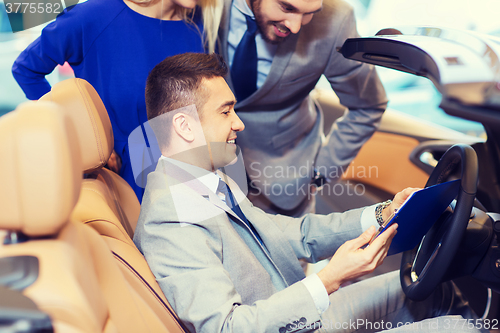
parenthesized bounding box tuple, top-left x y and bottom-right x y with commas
(13, 0, 205, 199)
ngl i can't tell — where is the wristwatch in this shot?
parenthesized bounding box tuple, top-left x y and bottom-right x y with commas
(375, 200, 392, 226)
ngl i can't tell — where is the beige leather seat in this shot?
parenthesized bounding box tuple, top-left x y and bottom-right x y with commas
(40, 78, 186, 333)
(40, 78, 139, 239)
(0, 102, 171, 333)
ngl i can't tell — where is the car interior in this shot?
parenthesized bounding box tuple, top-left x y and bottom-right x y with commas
(1, 27, 500, 332)
(333, 26, 500, 323)
(0, 79, 187, 333)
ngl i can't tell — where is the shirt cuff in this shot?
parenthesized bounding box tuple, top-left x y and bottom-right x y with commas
(360, 203, 379, 231)
(302, 273, 330, 314)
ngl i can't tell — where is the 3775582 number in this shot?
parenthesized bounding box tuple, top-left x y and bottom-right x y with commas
(443, 318, 499, 330)
(5, 2, 61, 14)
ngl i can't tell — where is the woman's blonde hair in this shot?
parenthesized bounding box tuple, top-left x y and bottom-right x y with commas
(128, 0, 223, 53)
(199, 0, 223, 54)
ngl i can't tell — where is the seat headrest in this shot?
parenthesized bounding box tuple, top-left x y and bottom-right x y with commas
(40, 78, 113, 173)
(0, 102, 82, 237)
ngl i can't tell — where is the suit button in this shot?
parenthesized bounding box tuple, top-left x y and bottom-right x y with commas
(279, 327, 287, 333)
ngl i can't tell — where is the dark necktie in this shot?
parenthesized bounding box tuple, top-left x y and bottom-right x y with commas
(231, 15, 258, 102)
(217, 179, 264, 246)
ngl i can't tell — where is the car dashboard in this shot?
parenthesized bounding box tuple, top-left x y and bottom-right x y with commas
(338, 27, 500, 126)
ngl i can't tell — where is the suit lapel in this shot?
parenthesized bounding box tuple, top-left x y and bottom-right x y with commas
(205, 190, 245, 224)
(240, 203, 306, 285)
(225, 176, 306, 285)
(236, 33, 299, 107)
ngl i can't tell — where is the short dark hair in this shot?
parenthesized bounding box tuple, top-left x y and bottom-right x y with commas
(145, 52, 228, 122)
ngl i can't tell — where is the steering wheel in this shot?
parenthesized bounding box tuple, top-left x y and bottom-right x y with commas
(400, 144, 478, 301)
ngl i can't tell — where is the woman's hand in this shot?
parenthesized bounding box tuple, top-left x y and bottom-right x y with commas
(106, 150, 122, 174)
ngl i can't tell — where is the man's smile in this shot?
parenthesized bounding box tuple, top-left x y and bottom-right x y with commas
(273, 23, 290, 37)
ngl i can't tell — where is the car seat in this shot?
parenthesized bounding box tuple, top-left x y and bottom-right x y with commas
(40, 78, 187, 333)
(0, 101, 172, 332)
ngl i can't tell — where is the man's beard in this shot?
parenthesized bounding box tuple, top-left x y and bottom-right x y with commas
(250, 0, 290, 44)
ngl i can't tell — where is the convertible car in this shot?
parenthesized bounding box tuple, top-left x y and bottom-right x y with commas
(0, 27, 499, 332)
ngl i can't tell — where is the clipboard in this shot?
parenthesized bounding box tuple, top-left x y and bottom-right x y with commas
(370, 179, 461, 255)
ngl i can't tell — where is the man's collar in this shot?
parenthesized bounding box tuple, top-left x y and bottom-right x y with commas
(234, 0, 254, 19)
(159, 155, 247, 223)
(159, 155, 220, 194)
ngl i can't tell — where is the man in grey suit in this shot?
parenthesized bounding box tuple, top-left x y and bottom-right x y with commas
(221, 0, 388, 216)
(134, 53, 484, 333)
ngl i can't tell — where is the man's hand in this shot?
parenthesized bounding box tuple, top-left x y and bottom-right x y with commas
(382, 187, 421, 221)
(317, 223, 398, 294)
(106, 150, 122, 174)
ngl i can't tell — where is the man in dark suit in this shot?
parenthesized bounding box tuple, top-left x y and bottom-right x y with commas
(134, 53, 483, 333)
(220, 0, 388, 216)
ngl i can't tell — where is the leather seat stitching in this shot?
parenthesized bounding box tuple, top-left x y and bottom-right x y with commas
(83, 220, 131, 245)
(112, 252, 188, 333)
(81, 187, 107, 201)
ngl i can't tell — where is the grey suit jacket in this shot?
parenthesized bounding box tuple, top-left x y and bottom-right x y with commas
(134, 158, 365, 333)
(219, 0, 388, 210)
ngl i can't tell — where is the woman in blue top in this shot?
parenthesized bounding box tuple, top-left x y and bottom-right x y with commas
(12, 0, 221, 201)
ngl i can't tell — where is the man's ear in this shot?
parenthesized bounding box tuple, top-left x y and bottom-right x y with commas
(172, 113, 195, 142)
